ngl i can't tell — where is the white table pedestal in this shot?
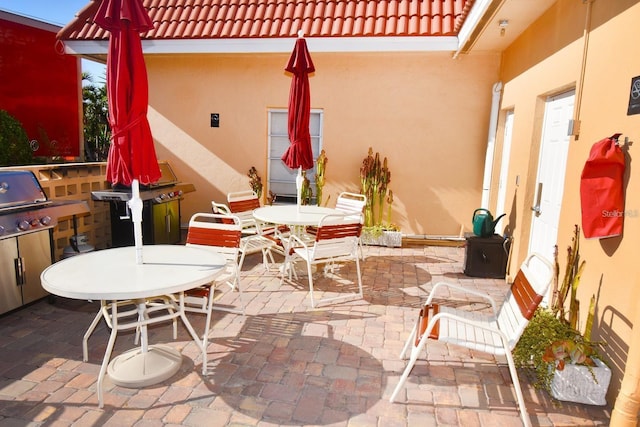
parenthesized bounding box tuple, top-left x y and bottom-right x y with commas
(107, 344, 182, 387)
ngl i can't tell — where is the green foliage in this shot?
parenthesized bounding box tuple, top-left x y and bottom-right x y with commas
(82, 72, 110, 161)
(513, 308, 580, 392)
(0, 110, 34, 166)
(514, 308, 604, 394)
(515, 225, 605, 396)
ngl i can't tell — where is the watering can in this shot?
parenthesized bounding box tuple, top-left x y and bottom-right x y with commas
(472, 208, 506, 237)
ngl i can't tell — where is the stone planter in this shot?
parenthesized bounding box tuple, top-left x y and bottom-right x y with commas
(550, 358, 611, 405)
(361, 230, 402, 247)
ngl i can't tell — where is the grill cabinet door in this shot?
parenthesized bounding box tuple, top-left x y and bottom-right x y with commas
(0, 238, 22, 315)
(18, 231, 53, 304)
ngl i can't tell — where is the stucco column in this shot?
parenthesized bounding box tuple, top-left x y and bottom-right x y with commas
(610, 278, 640, 426)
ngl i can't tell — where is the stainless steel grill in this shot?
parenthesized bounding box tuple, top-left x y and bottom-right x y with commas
(0, 170, 90, 315)
(91, 161, 195, 246)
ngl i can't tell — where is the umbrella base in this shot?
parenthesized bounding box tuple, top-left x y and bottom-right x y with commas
(107, 344, 182, 388)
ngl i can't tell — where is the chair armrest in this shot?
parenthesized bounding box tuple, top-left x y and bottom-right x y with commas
(425, 281, 499, 315)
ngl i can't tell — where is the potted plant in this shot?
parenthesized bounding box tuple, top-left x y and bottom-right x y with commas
(513, 225, 610, 405)
(359, 147, 401, 247)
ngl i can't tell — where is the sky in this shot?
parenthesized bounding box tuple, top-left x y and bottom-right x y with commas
(0, 0, 107, 82)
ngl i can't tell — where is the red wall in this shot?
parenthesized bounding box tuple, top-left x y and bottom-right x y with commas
(0, 17, 81, 158)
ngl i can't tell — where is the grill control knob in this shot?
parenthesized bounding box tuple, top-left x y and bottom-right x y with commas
(30, 219, 41, 227)
(40, 216, 52, 226)
(18, 220, 30, 231)
(0, 225, 5, 235)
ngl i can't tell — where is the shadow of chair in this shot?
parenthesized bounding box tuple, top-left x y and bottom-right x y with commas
(389, 252, 554, 427)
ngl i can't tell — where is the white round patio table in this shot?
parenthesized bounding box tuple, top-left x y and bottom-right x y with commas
(41, 245, 225, 408)
(253, 205, 341, 226)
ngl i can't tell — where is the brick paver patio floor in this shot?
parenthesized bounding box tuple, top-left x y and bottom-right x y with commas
(0, 244, 611, 426)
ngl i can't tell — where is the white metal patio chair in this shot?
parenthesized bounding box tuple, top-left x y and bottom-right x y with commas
(335, 191, 367, 218)
(227, 190, 261, 235)
(182, 213, 244, 373)
(336, 192, 367, 258)
(389, 252, 554, 427)
(307, 192, 367, 257)
(213, 199, 285, 271)
(281, 213, 364, 308)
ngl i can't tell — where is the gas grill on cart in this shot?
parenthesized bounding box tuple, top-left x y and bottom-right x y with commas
(0, 170, 89, 315)
(91, 161, 195, 247)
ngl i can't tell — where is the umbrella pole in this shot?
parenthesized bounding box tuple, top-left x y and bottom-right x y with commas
(129, 179, 144, 264)
(296, 167, 303, 212)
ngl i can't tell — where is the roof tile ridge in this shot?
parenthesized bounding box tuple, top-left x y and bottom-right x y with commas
(56, 0, 100, 40)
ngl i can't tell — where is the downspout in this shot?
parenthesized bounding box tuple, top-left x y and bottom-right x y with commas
(611, 284, 640, 426)
(481, 81, 503, 208)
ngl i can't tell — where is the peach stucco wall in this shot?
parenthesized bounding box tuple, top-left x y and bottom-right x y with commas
(145, 50, 500, 236)
(496, 0, 640, 402)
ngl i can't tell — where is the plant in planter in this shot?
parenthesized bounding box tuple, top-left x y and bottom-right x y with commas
(514, 225, 609, 405)
(359, 147, 400, 247)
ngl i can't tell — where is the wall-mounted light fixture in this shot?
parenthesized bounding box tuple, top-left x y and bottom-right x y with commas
(499, 19, 509, 37)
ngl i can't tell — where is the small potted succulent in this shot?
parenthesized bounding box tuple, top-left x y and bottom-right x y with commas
(514, 225, 610, 405)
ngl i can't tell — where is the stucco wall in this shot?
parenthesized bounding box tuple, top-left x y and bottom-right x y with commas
(497, 0, 640, 402)
(144, 50, 500, 236)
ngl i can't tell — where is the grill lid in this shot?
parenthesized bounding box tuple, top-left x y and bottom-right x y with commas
(0, 170, 48, 211)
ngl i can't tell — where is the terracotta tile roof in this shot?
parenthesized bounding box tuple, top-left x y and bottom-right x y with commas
(59, 0, 474, 41)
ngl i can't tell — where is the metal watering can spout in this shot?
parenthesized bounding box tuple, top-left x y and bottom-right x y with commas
(472, 209, 506, 237)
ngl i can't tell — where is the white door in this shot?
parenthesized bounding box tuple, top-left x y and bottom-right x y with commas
(529, 90, 575, 263)
(495, 110, 514, 235)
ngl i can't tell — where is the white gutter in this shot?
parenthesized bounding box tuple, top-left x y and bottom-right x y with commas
(63, 36, 459, 56)
(481, 81, 503, 209)
(453, 0, 494, 58)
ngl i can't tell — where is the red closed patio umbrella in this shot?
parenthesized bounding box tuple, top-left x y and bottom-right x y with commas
(95, 0, 160, 263)
(281, 35, 315, 207)
(95, 0, 160, 188)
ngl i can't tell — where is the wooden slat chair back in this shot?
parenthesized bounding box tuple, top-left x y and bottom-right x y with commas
(390, 253, 554, 427)
(282, 213, 364, 308)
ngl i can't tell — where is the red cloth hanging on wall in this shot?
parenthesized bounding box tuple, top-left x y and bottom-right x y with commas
(580, 136, 626, 239)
